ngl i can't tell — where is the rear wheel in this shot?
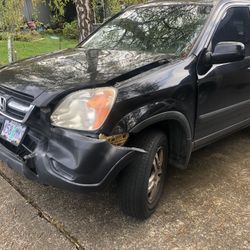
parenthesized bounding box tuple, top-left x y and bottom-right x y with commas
(118, 129, 168, 219)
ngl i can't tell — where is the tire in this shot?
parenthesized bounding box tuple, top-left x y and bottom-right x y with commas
(118, 129, 168, 219)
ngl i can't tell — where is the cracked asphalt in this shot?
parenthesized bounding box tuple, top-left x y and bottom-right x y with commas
(0, 129, 249, 250)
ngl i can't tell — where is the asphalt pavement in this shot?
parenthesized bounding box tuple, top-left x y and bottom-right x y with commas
(0, 129, 249, 249)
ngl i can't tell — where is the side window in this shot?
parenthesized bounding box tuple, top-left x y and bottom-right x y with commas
(211, 7, 250, 56)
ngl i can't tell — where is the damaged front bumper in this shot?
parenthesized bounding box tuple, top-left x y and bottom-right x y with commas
(0, 125, 140, 192)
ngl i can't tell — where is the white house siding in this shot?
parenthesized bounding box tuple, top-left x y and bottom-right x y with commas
(23, 0, 51, 24)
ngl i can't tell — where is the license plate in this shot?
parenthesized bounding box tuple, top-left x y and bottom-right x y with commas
(0, 120, 27, 146)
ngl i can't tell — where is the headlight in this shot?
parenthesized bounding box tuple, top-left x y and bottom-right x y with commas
(51, 87, 117, 131)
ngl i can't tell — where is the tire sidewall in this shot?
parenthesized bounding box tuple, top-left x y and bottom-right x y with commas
(140, 134, 168, 215)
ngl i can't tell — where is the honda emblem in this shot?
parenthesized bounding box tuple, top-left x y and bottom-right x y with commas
(0, 96, 7, 112)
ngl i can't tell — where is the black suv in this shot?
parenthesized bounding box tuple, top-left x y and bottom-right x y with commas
(0, 0, 249, 219)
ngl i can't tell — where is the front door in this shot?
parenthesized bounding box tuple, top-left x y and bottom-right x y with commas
(195, 7, 250, 142)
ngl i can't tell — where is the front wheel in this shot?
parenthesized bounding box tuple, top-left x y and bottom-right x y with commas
(118, 129, 168, 219)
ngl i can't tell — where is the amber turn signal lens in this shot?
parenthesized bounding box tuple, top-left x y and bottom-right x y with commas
(87, 89, 116, 130)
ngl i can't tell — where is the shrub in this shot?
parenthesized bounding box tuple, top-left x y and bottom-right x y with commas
(0, 31, 41, 42)
(15, 31, 42, 41)
(63, 21, 78, 40)
(42, 28, 54, 35)
(41, 28, 62, 37)
(54, 28, 63, 35)
(0, 32, 8, 40)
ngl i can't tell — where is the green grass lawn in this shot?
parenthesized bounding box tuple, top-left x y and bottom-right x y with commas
(0, 36, 77, 65)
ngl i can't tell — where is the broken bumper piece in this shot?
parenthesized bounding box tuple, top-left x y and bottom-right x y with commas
(0, 129, 140, 192)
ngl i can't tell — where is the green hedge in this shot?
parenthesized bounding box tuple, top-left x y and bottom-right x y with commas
(0, 31, 42, 42)
(63, 21, 79, 40)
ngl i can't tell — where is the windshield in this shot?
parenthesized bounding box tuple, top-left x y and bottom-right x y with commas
(81, 4, 213, 56)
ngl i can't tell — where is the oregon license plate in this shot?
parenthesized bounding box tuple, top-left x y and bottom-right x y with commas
(0, 120, 27, 146)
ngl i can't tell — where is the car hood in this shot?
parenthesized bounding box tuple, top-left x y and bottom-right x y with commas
(0, 48, 171, 99)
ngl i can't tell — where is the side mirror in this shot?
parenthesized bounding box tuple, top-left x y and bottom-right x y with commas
(204, 42, 245, 65)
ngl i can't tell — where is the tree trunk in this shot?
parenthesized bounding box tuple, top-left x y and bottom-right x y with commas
(74, 0, 92, 42)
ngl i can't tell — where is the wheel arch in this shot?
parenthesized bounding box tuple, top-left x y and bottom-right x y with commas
(130, 111, 193, 169)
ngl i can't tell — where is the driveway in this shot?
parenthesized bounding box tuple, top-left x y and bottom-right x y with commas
(0, 129, 249, 249)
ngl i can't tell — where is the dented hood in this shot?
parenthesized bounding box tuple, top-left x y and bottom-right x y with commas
(0, 48, 170, 99)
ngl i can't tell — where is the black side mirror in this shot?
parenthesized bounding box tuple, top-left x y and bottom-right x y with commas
(204, 41, 245, 65)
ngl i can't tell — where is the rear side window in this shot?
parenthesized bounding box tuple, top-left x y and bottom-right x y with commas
(211, 7, 250, 56)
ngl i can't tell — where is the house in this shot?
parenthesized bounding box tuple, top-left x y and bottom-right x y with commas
(23, 0, 51, 24)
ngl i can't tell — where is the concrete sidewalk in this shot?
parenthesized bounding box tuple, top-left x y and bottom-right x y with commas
(0, 175, 76, 250)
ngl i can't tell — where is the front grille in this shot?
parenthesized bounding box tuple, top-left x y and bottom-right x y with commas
(0, 86, 38, 174)
(0, 86, 34, 103)
(6, 105, 26, 120)
(0, 86, 34, 123)
(6, 99, 32, 120)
